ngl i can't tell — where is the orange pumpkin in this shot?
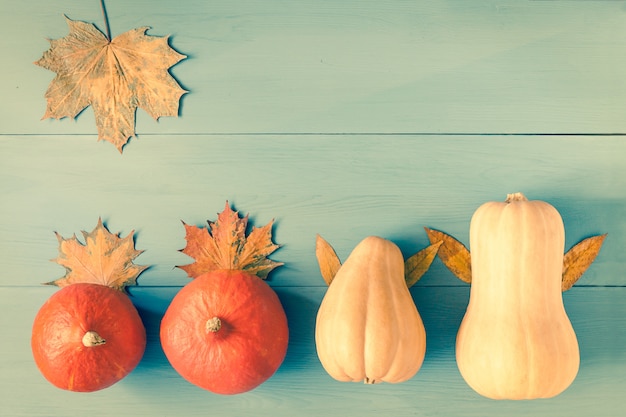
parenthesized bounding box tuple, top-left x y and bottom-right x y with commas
(31, 220, 147, 392)
(160, 270, 288, 394)
(31, 283, 146, 392)
(159, 203, 287, 394)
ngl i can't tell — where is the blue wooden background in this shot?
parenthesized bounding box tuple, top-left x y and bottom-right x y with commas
(1, 1, 625, 416)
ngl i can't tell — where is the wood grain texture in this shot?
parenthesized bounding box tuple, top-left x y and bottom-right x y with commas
(2, 286, 625, 417)
(1, 0, 625, 134)
(0, 1, 624, 415)
(0, 135, 622, 287)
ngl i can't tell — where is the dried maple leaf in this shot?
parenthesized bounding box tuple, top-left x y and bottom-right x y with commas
(50, 218, 147, 291)
(179, 202, 283, 280)
(35, 16, 187, 152)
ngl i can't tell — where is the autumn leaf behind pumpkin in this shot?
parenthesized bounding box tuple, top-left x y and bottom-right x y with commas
(178, 202, 283, 280)
(50, 218, 147, 291)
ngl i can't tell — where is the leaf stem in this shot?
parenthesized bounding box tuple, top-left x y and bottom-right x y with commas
(100, 0, 112, 41)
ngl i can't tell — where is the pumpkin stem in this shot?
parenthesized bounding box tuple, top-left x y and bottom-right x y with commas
(205, 317, 222, 333)
(82, 331, 106, 347)
(505, 192, 528, 203)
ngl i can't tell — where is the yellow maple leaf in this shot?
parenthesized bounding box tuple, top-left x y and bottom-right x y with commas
(50, 218, 147, 291)
(35, 16, 187, 152)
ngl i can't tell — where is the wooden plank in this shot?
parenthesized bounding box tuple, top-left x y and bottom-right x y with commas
(0, 135, 622, 287)
(2, 0, 625, 135)
(2, 286, 625, 417)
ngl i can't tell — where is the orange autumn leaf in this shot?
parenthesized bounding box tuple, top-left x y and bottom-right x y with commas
(315, 234, 342, 285)
(424, 226, 606, 290)
(315, 233, 439, 288)
(49, 218, 147, 291)
(404, 241, 442, 288)
(425, 227, 472, 284)
(562, 234, 607, 291)
(178, 202, 283, 279)
(35, 16, 187, 152)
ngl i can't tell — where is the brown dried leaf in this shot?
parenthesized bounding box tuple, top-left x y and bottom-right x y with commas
(405, 241, 443, 288)
(424, 227, 472, 284)
(49, 218, 147, 291)
(562, 234, 607, 291)
(35, 16, 187, 152)
(178, 202, 283, 279)
(315, 234, 342, 285)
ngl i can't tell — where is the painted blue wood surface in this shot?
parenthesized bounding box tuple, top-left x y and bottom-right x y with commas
(0, 135, 622, 287)
(2, 287, 625, 417)
(1, 1, 626, 134)
(0, 1, 625, 416)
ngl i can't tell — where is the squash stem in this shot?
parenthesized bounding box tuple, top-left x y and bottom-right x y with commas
(505, 192, 528, 203)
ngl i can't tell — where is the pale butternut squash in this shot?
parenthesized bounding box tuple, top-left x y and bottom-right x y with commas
(456, 192, 579, 399)
(315, 236, 426, 384)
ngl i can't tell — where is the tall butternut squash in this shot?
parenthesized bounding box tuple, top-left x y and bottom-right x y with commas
(456, 192, 579, 399)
